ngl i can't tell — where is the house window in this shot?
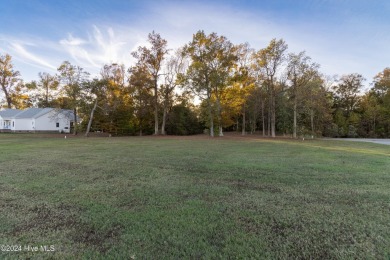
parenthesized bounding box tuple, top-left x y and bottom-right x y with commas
(12, 121, 14, 127)
(56, 123, 59, 128)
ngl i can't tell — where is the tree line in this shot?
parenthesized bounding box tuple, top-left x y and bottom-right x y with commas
(1, 30, 389, 137)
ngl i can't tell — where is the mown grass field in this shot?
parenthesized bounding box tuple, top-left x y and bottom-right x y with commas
(0, 133, 389, 259)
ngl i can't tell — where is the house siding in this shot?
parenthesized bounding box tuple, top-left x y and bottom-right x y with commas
(0, 108, 73, 133)
(13, 118, 32, 131)
(34, 111, 71, 133)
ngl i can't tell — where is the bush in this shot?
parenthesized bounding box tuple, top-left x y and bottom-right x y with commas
(166, 104, 203, 135)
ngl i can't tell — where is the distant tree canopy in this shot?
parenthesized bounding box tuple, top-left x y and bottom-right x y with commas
(1, 31, 389, 137)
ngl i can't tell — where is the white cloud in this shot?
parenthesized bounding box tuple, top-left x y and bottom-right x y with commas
(59, 34, 87, 46)
(10, 42, 57, 70)
(58, 25, 144, 74)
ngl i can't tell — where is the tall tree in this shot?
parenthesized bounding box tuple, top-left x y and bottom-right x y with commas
(302, 75, 333, 137)
(57, 61, 89, 135)
(333, 73, 365, 116)
(128, 64, 154, 136)
(372, 68, 390, 115)
(287, 51, 319, 138)
(360, 92, 382, 137)
(210, 35, 236, 136)
(250, 60, 268, 136)
(84, 78, 106, 137)
(183, 31, 236, 137)
(10, 81, 33, 109)
(253, 39, 288, 137)
(332, 73, 365, 137)
(131, 31, 169, 135)
(35, 72, 59, 107)
(160, 49, 187, 135)
(100, 63, 132, 134)
(182, 31, 216, 136)
(362, 68, 390, 137)
(0, 54, 20, 108)
(232, 43, 255, 135)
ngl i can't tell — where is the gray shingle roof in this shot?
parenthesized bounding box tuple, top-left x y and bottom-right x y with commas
(0, 109, 23, 118)
(0, 108, 75, 120)
(60, 109, 75, 120)
(14, 108, 53, 119)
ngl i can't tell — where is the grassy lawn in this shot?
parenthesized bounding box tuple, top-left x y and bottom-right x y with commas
(0, 134, 389, 259)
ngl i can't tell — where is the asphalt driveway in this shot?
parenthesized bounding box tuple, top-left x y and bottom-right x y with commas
(325, 138, 390, 146)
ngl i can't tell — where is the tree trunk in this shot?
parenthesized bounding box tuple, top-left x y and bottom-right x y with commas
(293, 98, 297, 138)
(310, 108, 314, 138)
(268, 100, 271, 136)
(207, 85, 214, 137)
(1, 86, 12, 108)
(73, 107, 78, 135)
(6, 96, 12, 108)
(154, 85, 159, 135)
(262, 99, 265, 137)
(219, 126, 223, 136)
(45, 85, 49, 107)
(85, 98, 98, 137)
(209, 115, 214, 137)
(207, 97, 214, 137)
(216, 97, 223, 137)
(242, 105, 246, 136)
(271, 93, 276, 138)
(161, 105, 167, 135)
(251, 115, 257, 134)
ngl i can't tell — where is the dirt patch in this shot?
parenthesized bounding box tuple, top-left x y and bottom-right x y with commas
(231, 179, 282, 193)
(9, 203, 123, 253)
(71, 223, 123, 253)
(10, 203, 80, 236)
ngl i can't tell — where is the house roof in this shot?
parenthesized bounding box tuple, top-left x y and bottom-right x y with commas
(14, 108, 53, 119)
(0, 108, 75, 121)
(60, 109, 75, 120)
(0, 109, 23, 118)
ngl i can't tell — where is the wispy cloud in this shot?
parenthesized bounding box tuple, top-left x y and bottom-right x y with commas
(59, 34, 87, 46)
(58, 25, 145, 74)
(0, 35, 61, 77)
(0, 26, 145, 80)
(10, 42, 57, 70)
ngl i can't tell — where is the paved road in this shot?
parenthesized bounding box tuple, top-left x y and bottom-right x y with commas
(325, 138, 390, 146)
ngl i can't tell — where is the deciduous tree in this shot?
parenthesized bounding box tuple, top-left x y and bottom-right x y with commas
(332, 73, 365, 137)
(253, 39, 288, 137)
(0, 54, 21, 108)
(128, 64, 154, 136)
(57, 61, 90, 135)
(160, 49, 187, 135)
(287, 51, 319, 138)
(131, 31, 169, 135)
(232, 43, 255, 135)
(183, 31, 236, 137)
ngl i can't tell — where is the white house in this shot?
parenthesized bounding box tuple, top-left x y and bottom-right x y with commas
(0, 108, 74, 133)
(0, 109, 22, 131)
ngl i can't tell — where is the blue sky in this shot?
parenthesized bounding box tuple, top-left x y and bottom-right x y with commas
(0, 0, 389, 87)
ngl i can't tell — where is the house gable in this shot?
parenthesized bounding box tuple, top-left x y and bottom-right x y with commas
(0, 109, 23, 130)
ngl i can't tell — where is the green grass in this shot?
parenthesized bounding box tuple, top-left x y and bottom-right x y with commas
(0, 134, 390, 259)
